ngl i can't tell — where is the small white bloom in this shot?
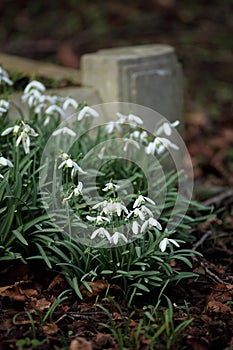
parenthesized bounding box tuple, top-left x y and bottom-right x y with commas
(159, 238, 180, 252)
(45, 105, 64, 117)
(0, 156, 13, 167)
(123, 138, 140, 152)
(133, 195, 155, 208)
(111, 232, 128, 245)
(1, 124, 20, 136)
(132, 220, 140, 234)
(99, 200, 128, 217)
(128, 113, 143, 127)
(24, 80, 46, 94)
(91, 227, 111, 241)
(58, 153, 86, 175)
(157, 120, 180, 136)
(130, 130, 148, 143)
(52, 127, 76, 137)
(102, 182, 120, 192)
(0, 174, 4, 179)
(63, 97, 79, 110)
(77, 106, 99, 121)
(64, 182, 83, 201)
(86, 215, 110, 225)
(0, 67, 13, 86)
(92, 200, 108, 210)
(0, 100, 9, 116)
(105, 121, 122, 134)
(141, 217, 162, 233)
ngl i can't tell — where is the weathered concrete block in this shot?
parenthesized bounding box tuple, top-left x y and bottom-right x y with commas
(81, 44, 183, 120)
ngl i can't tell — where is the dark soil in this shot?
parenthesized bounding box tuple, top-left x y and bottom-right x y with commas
(0, 1, 232, 349)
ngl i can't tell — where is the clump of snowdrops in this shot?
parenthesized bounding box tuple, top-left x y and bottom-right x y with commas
(0, 66, 210, 299)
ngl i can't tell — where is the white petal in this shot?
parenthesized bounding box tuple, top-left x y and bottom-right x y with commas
(164, 123, 172, 136)
(159, 238, 168, 252)
(1, 126, 14, 136)
(24, 80, 46, 94)
(140, 220, 148, 233)
(168, 239, 180, 247)
(91, 229, 100, 239)
(132, 221, 139, 234)
(63, 98, 78, 110)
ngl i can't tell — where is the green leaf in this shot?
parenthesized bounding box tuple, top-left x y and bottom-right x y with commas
(12, 229, 28, 246)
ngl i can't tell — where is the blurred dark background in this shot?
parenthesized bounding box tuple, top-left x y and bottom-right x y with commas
(0, 0, 232, 120)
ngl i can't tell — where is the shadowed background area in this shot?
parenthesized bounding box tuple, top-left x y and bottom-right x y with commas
(0, 0, 233, 186)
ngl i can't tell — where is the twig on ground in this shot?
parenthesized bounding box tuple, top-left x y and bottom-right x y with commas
(202, 189, 233, 206)
(193, 230, 213, 251)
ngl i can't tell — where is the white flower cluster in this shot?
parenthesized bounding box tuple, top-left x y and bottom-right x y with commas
(21, 80, 79, 126)
(0, 66, 13, 86)
(1, 121, 38, 154)
(63, 179, 179, 250)
(104, 112, 180, 157)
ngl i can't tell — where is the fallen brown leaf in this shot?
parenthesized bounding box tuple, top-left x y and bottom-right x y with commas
(69, 337, 93, 350)
(35, 297, 51, 311)
(80, 280, 109, 297)
(42, 322, 59, 335)
(206, 300, 231, 314)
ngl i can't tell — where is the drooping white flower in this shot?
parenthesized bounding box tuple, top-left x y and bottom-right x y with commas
(128, 205, 153, 221)
(159, 237, 180, 252)
(157, 120, 180, 136)
(92, 200, 108, 210)
(0, 67, 13, 86)
(1, 124, 20, 136)
(132, 220, 140, 234)
(0, 100, 9, 116)
(24, 80, 46, 94)
(58, 153, 86, 175)
(52, 126, 76, 137)
(123, 138, 140, 152)
(133, 195, 155, 209)
(77, 106, 99, 121)
(63, 97, 79, 110)
(63, 182, 83, 201)
(111, 232, 128, 245)
(130, 130, 148, 143)
(90, 227, 111, 241)
(145, 136, 179, 155)
(100, 200, 128, 217)
(102, 182, 120, 192)
(105, 121, 122, 134)
(141, 217, 162, 233)
(116, 112, 143, 128)
(45, 105, 64, 117)
(15, 122, 39, 154)
(0, 156, 13, 167)
(86, 215, 110, 225)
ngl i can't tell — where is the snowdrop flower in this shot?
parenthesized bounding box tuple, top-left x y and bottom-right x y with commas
(157, 120, 180, 136)
(15, 122, 39, 154)
(128, 113, 143, 127)
(132, 220, 140, 234)
(130, 130, 148, 143)
(77, 106, 99, 121)
(128, 205, 153, 220)
(1, 124, 20, 136)
(0, 174, 4, 179)
(91, 227, 111, 241)
(123, 138, 140, 152)
(99, 199, 128, 217)
(105, 121, 122, 134)
(145, 137, 179, 155)
(92, 200, 108, 210)
(102, 182, 120, 192)
(63, 182, 83, 201)
(141, 217, 162, 233)
(45, 105, 64, 117)
(159, 237, 180, 252)
(86, 215, 110, 225)
(116, 112, 143, 128)
(133, 195, 155, 208)
(111, 232, 128, 245)
(52, 126, 76, 137)
(0, 156, 13, 167)
(0, 100, 9, 117)
(24, 80, 46, 94)
(58, 153, 86, 175)
(63, 97, 79, 110)
(0, 66, 13, 86)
